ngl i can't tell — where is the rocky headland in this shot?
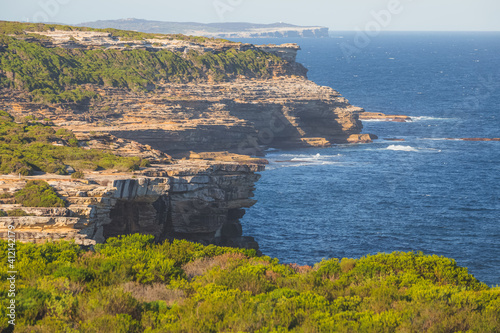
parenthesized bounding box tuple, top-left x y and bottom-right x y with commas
(0, 22, 374, 249)
(78, 19, 330, 39)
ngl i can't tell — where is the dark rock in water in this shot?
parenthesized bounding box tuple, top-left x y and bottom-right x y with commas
(445, 138, 500, 142)
(461, 138, 500, 141)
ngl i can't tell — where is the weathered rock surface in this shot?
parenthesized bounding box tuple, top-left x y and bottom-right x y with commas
(0, 158, 264, 249)
(359, 112, 412, 122)
(0, 34, 372, 249)
(1, 78, 365, 155)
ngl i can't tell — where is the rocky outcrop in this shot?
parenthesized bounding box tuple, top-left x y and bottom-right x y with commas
(28, 30, 243, 53)
(0, 158, 264, 250)
(359, 112, 412, 122)
(27, 30, 305, 62)
(256, 44, 301, 62)
(0, 78, 364, 155)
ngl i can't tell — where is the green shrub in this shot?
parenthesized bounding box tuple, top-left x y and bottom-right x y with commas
(0, 111, 146, 175)
(71, 171, 85, 179)
(6, 208, 34, 216)
(14, 180, 65, 207)
(0, 236, 497, 332)
(53, 266, 95, 282)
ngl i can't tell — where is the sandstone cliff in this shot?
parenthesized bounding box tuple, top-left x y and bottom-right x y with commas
(1, 78, 365, 156)
(0, 23, 370, 249)
(0, 135, 265, 249)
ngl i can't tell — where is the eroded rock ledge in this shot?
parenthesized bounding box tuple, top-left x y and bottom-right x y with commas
(1, 77, 367, 156)
(0, 156, 264, 250)
(0, 32, 374, 249)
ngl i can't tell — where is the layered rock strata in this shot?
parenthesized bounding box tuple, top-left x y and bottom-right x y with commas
(358, 112, 412, 122)
(0, 158, 263, 249)
(0, 29, 373, 248)
(1, 78, 366, 156)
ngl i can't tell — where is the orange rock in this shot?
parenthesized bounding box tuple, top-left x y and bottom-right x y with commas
(347, 134, 379, 143)
(359, 112, 411, 122)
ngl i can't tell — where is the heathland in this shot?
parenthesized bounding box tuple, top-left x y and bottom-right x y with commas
(0, 21, 498, 332)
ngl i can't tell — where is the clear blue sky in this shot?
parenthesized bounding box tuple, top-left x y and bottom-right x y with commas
(1, 0, 499, 31)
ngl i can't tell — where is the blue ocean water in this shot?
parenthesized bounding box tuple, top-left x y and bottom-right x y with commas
(237, 33, 500, 286)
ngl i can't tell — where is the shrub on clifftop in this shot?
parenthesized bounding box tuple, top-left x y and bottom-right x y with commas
(14, 180, 65, 207)
(0, 235, 498, 332)
(0, 111, 146, 175)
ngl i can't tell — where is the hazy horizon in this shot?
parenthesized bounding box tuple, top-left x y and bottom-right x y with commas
(1, 0, 499, 32)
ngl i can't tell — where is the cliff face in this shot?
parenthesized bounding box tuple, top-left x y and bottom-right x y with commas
(203, 27, 330, 39)
(1, 78, 364, 155)
(0, 24, 369, 249)
(0, 159, 263, 250)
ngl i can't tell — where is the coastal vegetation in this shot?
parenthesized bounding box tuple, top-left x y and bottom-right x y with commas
(0, 21, 286, 104)
(0, 234, 498, 332)
(0, 208, 34, 217)
(0, 21, 231, 44)
(0, 110, 145, 175)
(14, 180, 65, 208)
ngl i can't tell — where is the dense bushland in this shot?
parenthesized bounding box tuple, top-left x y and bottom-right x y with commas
(0, 234, 498, 332)
(0, 111, 145, 175)
(0, 21, 287, 104)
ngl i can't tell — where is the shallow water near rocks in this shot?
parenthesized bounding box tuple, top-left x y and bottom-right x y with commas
(236, 33, 500, 286)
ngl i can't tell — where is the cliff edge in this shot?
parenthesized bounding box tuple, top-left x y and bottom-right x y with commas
(0, 21, 370, 248)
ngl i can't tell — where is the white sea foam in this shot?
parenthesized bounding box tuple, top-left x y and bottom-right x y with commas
(278, 153, 342, 160)
(291, 153, 323, 161)
(385, 145, 442, 152)
(268, 153, 345, 168)
(420, 138, 459, 141)
(267, 161, 347, 170)
(410, 116, 455, 121)
(386, 145, 419, 152)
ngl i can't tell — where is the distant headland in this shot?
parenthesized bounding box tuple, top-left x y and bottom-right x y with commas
(77, 18, 330, 38)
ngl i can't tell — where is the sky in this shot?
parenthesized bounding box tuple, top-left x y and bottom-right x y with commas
(1, 0, 499, 31)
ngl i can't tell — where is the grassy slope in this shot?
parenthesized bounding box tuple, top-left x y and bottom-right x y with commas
(0, 234, 498, 332)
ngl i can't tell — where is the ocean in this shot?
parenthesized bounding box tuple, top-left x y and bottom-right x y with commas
(234, 33, 500, 286)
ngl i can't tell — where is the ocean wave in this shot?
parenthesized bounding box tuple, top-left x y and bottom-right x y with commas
(385, 145, 442, 152)
(410, 116, 455, 121)
(291, 153, 324, 161)
(268, 153, 347, 169)
(386, 145, 419, 152)
(419, 138, 460, 141)
(277, 153, 342, 160)
(267, 161, 348, 170)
